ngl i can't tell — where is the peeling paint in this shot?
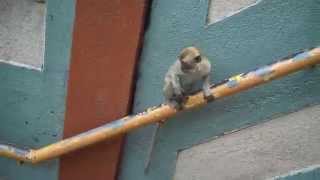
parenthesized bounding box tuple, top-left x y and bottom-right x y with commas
(226, 73, 245, 88)
(226, 79, 239, 88)
(107, 118, 127, 129)
(292, 52, 311, 62)
(253, 66, 274, 80)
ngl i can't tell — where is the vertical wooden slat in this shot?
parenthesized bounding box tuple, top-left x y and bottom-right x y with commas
(59, 0, 148, 180)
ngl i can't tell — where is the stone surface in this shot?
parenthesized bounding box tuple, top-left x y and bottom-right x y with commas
(208, 0, 260, 24)
(175, 105, 320, 180)
(0, 0, 46, 69)
(270, 165, 320, 180)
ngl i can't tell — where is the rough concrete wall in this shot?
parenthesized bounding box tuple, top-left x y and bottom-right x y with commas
(175, 105, 320, 180)
(0, 0, 46, 69)
(119, 0, 320, 179)
(0, 1, 75, 180)
(271, 165, 320, 180)
(208, 0, 260, 24)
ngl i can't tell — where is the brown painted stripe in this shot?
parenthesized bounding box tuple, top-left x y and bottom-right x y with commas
(59, 1, 148, 180)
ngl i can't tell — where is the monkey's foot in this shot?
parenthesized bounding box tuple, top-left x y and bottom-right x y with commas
(204, 94, 215, 103)
(167, 101, 184, 111)
(158, 119, 166, 126)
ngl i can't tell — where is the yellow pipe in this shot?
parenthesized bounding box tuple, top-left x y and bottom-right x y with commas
(1, 47, 320, 163)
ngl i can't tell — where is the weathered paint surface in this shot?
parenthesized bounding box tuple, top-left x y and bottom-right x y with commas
(59, 0, 148, 180)
(271, 165, 320, 180)
(208, 0, 260, 24)
(0, 0, 75, 180)
(119, 0, 320, 179)
(175, 105, 320, 180)
(0, 47, 319, 165)
(0, 0, 46, 69)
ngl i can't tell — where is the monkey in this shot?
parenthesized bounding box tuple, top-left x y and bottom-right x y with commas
(163, 46, 214, 110)
(145, 47, 214, 171)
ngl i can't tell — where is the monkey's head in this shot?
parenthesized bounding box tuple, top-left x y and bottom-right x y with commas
(179, 46, 202, 71)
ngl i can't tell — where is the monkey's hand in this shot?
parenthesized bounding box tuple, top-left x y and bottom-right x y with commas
(173, 86, 186, 97)
(171, 94, 188, 110)
(175, 93, 188, 104)
(204, 94, 215, 103)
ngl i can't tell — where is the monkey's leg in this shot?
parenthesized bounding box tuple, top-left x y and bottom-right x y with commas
(174, 90, 193, 110)
(202, 76, 215, 102)
(168, 99, 183, 110)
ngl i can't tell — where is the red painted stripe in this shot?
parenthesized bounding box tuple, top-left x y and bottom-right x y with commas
(59, 1, 148, 180)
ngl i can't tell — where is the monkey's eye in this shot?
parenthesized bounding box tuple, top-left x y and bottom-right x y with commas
(194, 56, 202, 63)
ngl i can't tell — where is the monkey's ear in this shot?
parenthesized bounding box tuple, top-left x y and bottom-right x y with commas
(179, 48, 190, 61)
(179, 52, 186, 61)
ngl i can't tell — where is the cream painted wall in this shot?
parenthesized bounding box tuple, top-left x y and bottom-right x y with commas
(0, 0, 46, 69)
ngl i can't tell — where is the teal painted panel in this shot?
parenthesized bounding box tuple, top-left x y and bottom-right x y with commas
(119, 0, 320, 179)
(271, 165, 320, 180)
(0, 1, 75, 180)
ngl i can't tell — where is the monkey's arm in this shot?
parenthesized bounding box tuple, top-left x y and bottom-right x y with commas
(202, 75, 214, 102)
(168, 75, 187, 110)
(172, 75, 183, 96)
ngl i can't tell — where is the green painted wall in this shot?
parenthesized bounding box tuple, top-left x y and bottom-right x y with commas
(119, 0, 320, 179)
(271, 165, 320, 180)
(0, 1, 75, 180)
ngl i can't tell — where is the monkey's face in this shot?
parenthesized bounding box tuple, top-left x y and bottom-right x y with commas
(179, 47, 202, 71)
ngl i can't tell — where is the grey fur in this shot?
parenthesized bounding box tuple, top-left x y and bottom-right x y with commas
(163, 47, 213, 109)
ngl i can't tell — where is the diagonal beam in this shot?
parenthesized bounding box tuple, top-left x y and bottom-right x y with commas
(0, 47, 320, 164)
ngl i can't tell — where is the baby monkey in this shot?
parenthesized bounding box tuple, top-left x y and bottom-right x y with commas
(163, 46, 214, 110)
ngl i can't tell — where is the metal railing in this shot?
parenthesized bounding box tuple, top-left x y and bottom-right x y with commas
(1, 47, 320, 164)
